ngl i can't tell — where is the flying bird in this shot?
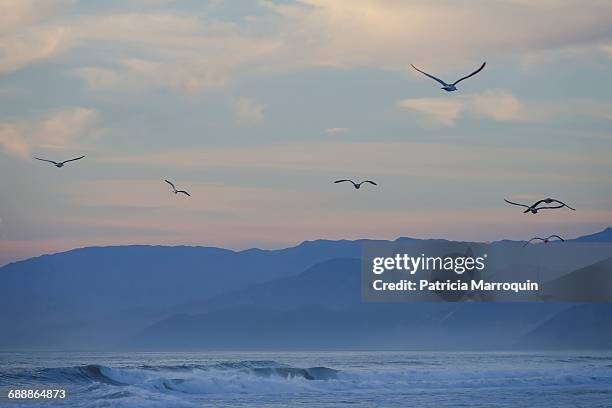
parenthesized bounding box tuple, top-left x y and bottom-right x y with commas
(411, 62, 486, 92)
(334, 179, 377, 190)
(165, 180, 191, 197)
(504, 198, 575, 214)
(34, 155, 85, 168)
(523, 235, 565, 247)
(528, 198, 575, 211)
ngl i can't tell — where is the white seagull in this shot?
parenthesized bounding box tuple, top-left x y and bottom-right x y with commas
(165, 180, 191, 197)
(334, 179, 377, 190)
(34, 155, 85, 168)
(411, 62, 486, 92)
(523, 235, 565, 247)
(504, 198, 575, 214)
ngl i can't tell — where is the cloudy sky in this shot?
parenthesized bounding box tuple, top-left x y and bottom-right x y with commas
(1, 0, 612, 265)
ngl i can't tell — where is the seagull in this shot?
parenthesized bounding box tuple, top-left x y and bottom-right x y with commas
(334, 179, 377, 190)
(504, 198, 574, 214)
(34, 155, 85, 168)
(523, 235, 565, 247)
(528, 198, 575, 212)
(411, 62, 486, 92)
(165, 180, 191, 197)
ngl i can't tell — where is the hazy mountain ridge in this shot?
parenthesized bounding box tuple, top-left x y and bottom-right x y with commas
(132, 258, 570, 350)
(1, 227, 611, 350)
(518, 303, 612, 349)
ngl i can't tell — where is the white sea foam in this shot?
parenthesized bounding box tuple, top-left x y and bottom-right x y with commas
(3, 353, 612, 408)
(49, 361, 612, 396)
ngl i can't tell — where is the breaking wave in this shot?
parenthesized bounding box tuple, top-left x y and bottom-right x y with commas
(1, 361, 341, 395)
(2, 357, 612, 407)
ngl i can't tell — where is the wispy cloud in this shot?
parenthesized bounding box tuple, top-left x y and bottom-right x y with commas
(3, 1, 612, 91)
(67, 13, 280, 93)
(70, 179, 320, 225)
(325, 127, 350, 135)
(235, 97, 265, 123)
(398, 90, 612, 126)
(1, 1, 612, 265)
(71, 67, 120, 90)
(0, 108, 97, 159)
(398, 98, 465, 127)
(0, 0, 74, 73)
(262, 0, 612, 69)
(398, 89, 530, 127)
(470, 90, 526, 121)
(0, 26, 71, 73)
(97, 142, 612, 184)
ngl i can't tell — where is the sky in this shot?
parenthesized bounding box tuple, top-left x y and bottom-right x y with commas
(1, 0, 612, 265)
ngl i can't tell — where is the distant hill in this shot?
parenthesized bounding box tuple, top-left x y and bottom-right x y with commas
(517, 303, 612, 349)
(541, 257, 612, 301)
(0, 242, 364, 337)
(174, 257, 363, 314)
(572, 227, 612, 242)
(131, 258, 568, 350)
(1, 227, 610, 350)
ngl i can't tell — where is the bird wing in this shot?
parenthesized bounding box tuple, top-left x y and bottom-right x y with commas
(164, 179, 176, 190)
(524, 237, 544, 247)
(452, 62, 486, 85)
(548, 235, 565, 241)
(549, 199, 576, 210)
(177, 190, 191, 197)
(361, 180, 378, 186)
(537, 204, 565, 210)
(504, 199, 529, 208)
(34, 157, 59, 165)
(411, 64, 448, 86)
(529, 199, 547, 208)
(61, 155, 85, 164)
(334, 179, 353, 184)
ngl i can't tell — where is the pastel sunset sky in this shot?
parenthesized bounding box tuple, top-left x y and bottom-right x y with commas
(1, 0, 612, 265)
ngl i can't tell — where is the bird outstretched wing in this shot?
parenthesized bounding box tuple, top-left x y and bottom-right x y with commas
(523, 237, 544, 247)
(548, 235, 565, 241)
(411, 64, 448, 86)
(164, 179, 176, 190)
(334, 179, 353, 184)
(34, 157, 60, 165)
(361, 180, 378, 186)
(61, 155, 85, 164)
(536, 204, 566, 210)
(551, 199, 575, 211)
(529, 199, 548, 208)
(176, 190, 191, 197)
(452, 62, 486, 85)
(504, 199, 529, 208)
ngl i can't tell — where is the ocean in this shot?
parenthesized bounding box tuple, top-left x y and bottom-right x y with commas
(1, 351, 611, 407)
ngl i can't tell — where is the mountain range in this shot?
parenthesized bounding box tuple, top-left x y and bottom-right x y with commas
(1, 227, 611, 350)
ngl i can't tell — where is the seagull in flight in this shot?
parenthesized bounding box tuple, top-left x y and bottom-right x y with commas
(528, 198, 575, 211)
(504, 198, 575, 214)
(334, 179, 377, 190)
(523, 235, 565, 247)
(34, 155, 85, 168)
(411, 62, 486, 92)
(165, 180, 191, 197)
